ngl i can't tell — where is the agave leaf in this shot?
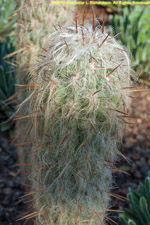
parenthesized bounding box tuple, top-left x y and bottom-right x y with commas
(0, 37, 16, 131)
(120, 173, 150, 225)
(120, 214, 129, 225)
(0, 88, 6, 100)
(128, 219, 136, 225)
(137, 30, 146, 45)
(128, 191, 147, 224)
(145, 43, 150, 58)
(127, 36, 136, 51)
(111, 6, 150, 76)
(0, 65, 7, 92)
(121, 209, 140, 225)
(140, 196, 150, 222)
(135, 47, 143, 65)
(140, 183, 148, 199)
(145, 177, 150, 200)
(0, 120, 11, 132)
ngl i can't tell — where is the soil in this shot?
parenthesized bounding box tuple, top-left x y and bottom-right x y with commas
(0, 83, 150, 225)
(109, 83, 150, 224)
(0, 132, 31, 225)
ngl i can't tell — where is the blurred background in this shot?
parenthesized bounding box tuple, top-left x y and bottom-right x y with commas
(0, 0, 150, 224)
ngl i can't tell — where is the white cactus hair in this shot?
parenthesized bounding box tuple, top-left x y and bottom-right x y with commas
(18, 19, 133, 224)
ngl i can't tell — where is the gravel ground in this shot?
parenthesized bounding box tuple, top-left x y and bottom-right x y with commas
(0, 132, 32, 225)
(109, 84, 150, 224)
(0, 84, 150, 225)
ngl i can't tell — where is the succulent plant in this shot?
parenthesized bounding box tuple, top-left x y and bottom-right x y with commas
(0, 0, 18, 39)
(111, 6, 150, 78)
(16, 20, 133, 224)
(120, 172, 150, 225)
(15, 0, 76, 186)
(17, 0, 74, 72)
(0, 38, 16, 131)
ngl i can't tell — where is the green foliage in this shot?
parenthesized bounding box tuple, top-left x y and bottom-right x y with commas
(111, 6, 150, 77)
(0, 38, 16, 131)
(0, 0, 18, 39)
(120, 172, 150, 225)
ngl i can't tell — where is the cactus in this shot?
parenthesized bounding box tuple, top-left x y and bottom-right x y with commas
(111, 6, 150, 77)
(0, 0, 18, 39)
(15, 0, 75, 177)
(120, 172, 150, 225)
(17, 0, 74, 73)
(16, 20, 133, 224)
(0, 38, 16, 131)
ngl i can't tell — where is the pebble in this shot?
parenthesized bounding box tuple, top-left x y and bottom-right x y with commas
(3, 188, 12, 195)
(0, 132, 28, 225)
(140, 165, 150, 175)
(135, 170, 142, 178)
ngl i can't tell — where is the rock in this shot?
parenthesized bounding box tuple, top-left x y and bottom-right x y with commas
(135, 170, 142, 178)
(140, 165, 150, 175)
(136, 157, 146, 167)
(148, 159, 150, 165)
(3, 188, 12, 195)
(132, 153, 140, 160)
(0, 207, 5, 221)
(130, 164, 137, 174)
(119, 165, 130, 172)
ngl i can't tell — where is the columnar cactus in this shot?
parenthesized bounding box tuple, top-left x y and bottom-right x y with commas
(17, 20, 133, 224)
(17, 0, 73, 68)
(16, 0, 74, 176)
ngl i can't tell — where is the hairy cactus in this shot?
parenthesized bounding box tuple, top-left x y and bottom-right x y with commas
(120, 172, 150, 225)
(111, 6, 150, 77)
(17, 20, 133, 224)
(16, 0, 75, 176)
(17, 0, 74, 73)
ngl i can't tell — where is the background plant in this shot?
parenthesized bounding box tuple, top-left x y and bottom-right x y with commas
(0, 0, 18, 132)
(120, 172, 150, 225)
(111, 6, 150, 79)
(0, 38, 16, 131)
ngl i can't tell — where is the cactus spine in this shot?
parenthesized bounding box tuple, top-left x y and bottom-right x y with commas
(17, 19, 133, 224)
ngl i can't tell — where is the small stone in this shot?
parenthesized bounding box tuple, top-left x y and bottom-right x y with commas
(9, 171, 17, 177)
(124, 141, 133, 149)
(3, 188, 12, 195)
(0, 207, 5, 221)
(140, 165, 150, 176)
(131, 164, 137, 174)
(135, 170, 142, 178)
(119, 165, 130, 172)
(120, 187, 128, 195)
(132, 153, 140, 160)
(137, 157, 146, 167)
